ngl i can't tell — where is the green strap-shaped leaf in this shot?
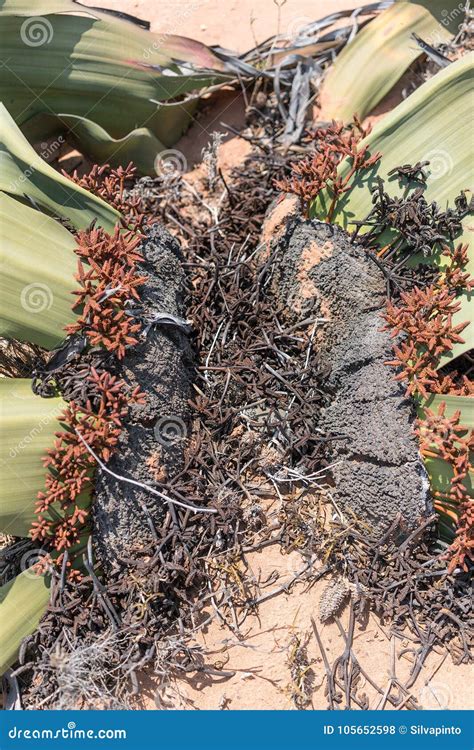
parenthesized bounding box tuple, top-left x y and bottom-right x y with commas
(0, 379, 65, 537)
(0, 192, 77, 348)
(55, 114, 190, 175)
(312, 54, 473, 226)
(0, 569, 50, 674)
(0, 0, 228, 70)
(0, 2, 229, 172)
(319, 0, 461, 122)
(0, 103, 119, 231)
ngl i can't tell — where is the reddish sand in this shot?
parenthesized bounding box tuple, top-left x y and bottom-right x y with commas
(136, 541, 473, 711)
(81, 0, 363, 52)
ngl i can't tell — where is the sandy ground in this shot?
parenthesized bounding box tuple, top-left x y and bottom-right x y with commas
(74, 0, 473, 711)
(81, 0, 362, 52)
(137, 542, 473, 711)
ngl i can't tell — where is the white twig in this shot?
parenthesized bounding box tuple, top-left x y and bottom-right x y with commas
(75, 429, 217, 515)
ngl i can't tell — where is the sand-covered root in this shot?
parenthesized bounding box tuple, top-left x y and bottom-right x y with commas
(93, 224, 194, 568)
(263, 210, 430, 532)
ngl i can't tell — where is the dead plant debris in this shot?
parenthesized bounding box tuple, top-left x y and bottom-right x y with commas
(3, 90, 471, 711)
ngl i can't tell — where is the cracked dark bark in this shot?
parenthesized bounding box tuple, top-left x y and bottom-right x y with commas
(93, 224, 194, 568)
(264, 210, 431, 533)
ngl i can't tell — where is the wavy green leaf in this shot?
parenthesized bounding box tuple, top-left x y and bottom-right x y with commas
(57, 114, 190, 175)
(0, 1, 230, 173)
(319, 0, 461, 122)
(0, 192, 77, 348)
(0, 0, 227, 70)
(0, 379, 65, 537)
(0, 102, 119, 231)
(0, 568, 50, 674)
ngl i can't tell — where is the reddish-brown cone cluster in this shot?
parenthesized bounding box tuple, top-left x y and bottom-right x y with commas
(416, 402, 473, 572)
(65, 226, 147, 359)
(275, 117, 381, 219)
(384, 244, 473, 399)
(32, 163, 148, 577)
(383, 242, 473, 571)
(32, 369, 144, 577)
(66, 162, 148, 233)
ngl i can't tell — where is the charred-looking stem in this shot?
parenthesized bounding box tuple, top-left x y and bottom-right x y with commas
(93, 225, 195, 568)
(264, 206, 431, 532)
